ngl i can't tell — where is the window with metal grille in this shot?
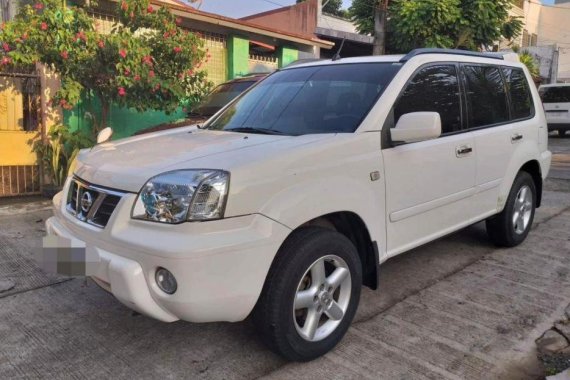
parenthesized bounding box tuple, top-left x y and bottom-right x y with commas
(0, 74, 40, 132)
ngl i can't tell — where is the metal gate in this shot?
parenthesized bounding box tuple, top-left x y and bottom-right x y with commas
(0, 71, 42, 197)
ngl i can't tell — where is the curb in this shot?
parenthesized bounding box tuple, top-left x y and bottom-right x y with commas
(0, 201, 52, 217)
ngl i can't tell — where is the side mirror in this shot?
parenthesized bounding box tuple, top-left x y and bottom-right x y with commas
(97, 127, 113, 144)
(390, 112, 442, 143)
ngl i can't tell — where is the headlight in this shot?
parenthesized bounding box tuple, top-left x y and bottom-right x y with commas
(132, 170, 229, 224)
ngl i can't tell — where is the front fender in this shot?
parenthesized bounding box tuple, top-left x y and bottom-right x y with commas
(259, 174, 385, 246)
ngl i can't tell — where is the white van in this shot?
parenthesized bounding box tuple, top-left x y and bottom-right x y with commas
(539, 83, 570, 136)
(44, 49, 551, 361)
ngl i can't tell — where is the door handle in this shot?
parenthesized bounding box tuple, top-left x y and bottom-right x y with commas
(511, 133, 523, 143)
(456, 145, 473, 157)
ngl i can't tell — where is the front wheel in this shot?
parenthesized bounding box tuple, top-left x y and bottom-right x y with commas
(486, 171, 536, 247)
(253, 227, 362, 361)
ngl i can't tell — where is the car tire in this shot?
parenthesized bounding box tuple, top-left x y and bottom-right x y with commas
(486, 171, 536, 247)
(253, 227, 362, 362)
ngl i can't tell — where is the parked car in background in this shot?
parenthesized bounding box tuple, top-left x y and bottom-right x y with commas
(134, 74, 267, 135)
(44, 49, 550, 362)
(539, 83, 570, 136)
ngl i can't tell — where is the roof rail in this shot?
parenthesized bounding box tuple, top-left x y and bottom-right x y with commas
(399, 48, 505, 63)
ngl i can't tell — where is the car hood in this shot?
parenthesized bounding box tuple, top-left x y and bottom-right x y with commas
(74, 127, 297, 192)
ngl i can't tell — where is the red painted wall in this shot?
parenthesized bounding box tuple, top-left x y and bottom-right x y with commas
(241, 0, 318, 38)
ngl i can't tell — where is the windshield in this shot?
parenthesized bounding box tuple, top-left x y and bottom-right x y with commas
(206, 63, 401, 136)
(193, 81, 257, 116)
(539, 86, 570, 103)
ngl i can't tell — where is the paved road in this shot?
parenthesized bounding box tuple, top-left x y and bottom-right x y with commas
(0, 137, 569, 379)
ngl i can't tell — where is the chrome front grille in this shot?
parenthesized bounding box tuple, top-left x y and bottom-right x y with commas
(66, 178, 125, 228)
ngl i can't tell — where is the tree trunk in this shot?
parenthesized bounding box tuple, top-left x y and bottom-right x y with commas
(373, 0, 387, 56)
(99, 100, 109, 133)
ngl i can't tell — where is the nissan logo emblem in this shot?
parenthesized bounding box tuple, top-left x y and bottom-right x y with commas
(80, 191, 93, 214)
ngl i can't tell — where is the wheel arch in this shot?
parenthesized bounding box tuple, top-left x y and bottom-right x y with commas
(298, 211, 380, 290)
(519, 160, 543, 208)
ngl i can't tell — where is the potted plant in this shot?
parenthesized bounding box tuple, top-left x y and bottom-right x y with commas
(29, 125, 93, 197)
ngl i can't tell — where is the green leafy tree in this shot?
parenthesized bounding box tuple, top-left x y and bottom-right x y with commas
(349, 0, 523, 52)
(0, 0, 210, 132)
(519, 51, 540, 80)
(297, 0, 347, 18)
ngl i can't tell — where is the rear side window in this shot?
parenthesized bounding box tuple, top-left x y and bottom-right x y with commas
(539, 86, 570, 103)
(503, 68, 534, 120)
(394, 65, 462, 134)
(463, 65, 509, 128)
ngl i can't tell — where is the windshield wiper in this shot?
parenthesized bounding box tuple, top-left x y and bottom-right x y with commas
(225, 127, 288, 136)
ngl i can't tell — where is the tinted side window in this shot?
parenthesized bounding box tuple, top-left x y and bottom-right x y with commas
(503, 68, 533, 120)
(463, 65, 509, 128)
(539, 86, 570, 103)
(394, 65, 462, 135)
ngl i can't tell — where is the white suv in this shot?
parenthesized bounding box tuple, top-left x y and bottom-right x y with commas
(45, 49, 551, 361)
(539, 83, 570, 136)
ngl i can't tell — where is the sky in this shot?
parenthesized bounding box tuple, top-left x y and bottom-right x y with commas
(196, 0, 353, 19)
(193, 0, 556, 19)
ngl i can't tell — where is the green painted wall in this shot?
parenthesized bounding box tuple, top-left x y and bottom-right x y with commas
(278, 46, 299, 68)
(228, 35, 249, 79)
(63, 96, 186, 140)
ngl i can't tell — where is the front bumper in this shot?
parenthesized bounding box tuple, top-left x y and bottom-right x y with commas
(46, 184, 291, 323)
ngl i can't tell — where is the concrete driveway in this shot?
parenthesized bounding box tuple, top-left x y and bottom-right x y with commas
(0, 135, 569, 379)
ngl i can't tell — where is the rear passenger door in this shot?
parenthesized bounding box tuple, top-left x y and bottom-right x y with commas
(462, 65, 534, 217)
(383, 64, 477, 256)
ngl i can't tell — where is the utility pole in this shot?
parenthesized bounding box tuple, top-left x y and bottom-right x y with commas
(373, 0, 389, 56)
(551, 45, 559, 84)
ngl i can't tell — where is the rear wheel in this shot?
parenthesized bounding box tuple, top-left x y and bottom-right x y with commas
(486, 171, 536, 247)
(253, 227, 362, 361)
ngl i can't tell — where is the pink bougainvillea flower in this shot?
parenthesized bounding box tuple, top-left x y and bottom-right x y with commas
(134, 74, 141, 81)
(119, 49, 127, 58)
(148, 70, 155, 78)
(129, 11, 134, 19)
(60, 51, 68, 60)
(34, 3, 44, 10)
(1, 56, 11, 65)
(118, 87, 126, 97)
(97, 40, 105, 48)
(40, 22, 48, 31)
(173, 47, 182, 54)
(163, 32, 170, 38)
(147, 5, 154, 13)
(2, 43, 10, 52)
(76, 31, 87, 42)
(124, 69, 131, 76)
(121, 1, 128, 11)
(142, 55, 153, 66)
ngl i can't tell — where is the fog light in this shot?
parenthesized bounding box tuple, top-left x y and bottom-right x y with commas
(155, 267, 177, 294)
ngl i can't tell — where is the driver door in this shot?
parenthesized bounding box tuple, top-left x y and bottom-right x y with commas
(382, 64, 477, 256)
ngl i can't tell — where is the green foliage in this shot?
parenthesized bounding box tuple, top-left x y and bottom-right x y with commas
(180, 69, 213, 111)
(0, 0, 211, 130)
(297, 0, 347, 17)
(29, 125, 94, 187)
(349, 0, 524, 52)
(519, 51, 540, 80)
(348, 0, 376, 36)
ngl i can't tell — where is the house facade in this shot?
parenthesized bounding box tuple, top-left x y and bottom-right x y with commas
(503, 0, 570, 83)
(0, 0, 332, 197)
(242, 0, 374, 59)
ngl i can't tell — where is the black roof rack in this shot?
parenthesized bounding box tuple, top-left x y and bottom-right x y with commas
(400, 48, 504, 63)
